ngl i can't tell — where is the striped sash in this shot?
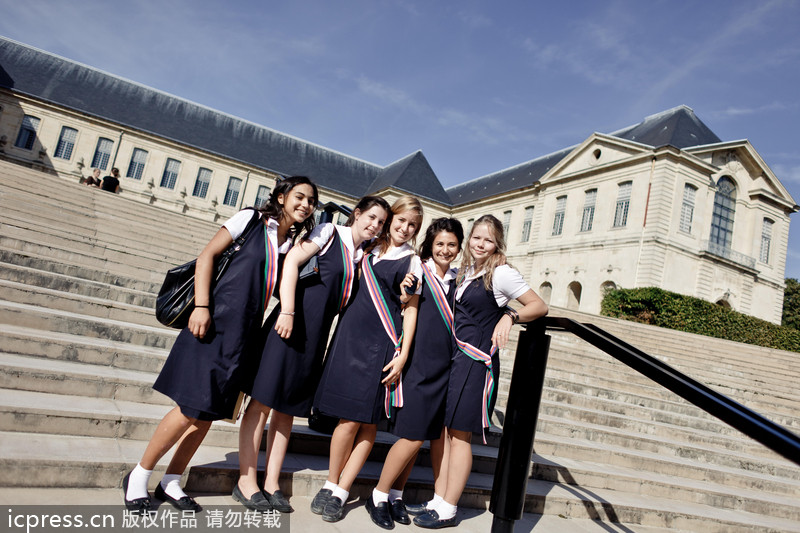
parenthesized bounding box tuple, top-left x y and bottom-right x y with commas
(419, 262, 453, 334)
(337, 239, 355, 311)
(262, 222, 279, 311)
(362, 256, 404, 418)
(454, 277, 498, 443)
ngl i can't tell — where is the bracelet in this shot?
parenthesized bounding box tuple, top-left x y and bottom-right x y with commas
(504, 308, 519, 324)
(280, 311, 295, 316)
(195, 305, 210, 308)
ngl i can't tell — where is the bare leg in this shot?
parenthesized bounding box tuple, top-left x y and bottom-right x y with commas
(263, 410, 294, 493)
(337, 423, 377, 492)
(377, 438, 423, 493)
(432, 427, 450, 497)
(390, 448, 419, 491)
(442, 429, 472, 506)
(327, 420, 360, 484)
(237, 400, 271, 498)
(164, 420, 212, 475)
(140, 407, 201, 471)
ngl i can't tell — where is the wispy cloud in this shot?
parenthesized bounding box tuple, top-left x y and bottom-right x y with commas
(771, 163, 800, 184)
(458, 10, 492, 29)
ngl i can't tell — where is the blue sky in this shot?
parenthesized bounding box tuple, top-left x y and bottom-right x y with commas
(2, 0, 799, 278)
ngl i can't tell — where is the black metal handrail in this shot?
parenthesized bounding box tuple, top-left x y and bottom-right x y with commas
(489, 316, 800, 533)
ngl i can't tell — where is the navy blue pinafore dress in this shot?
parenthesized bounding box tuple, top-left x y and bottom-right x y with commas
(443, 275, 503, 434)
(153, 214, 274, 421)
(314, 253, 411, 424)
(389, 271, 455, 440)
(248, 230, 355, 417)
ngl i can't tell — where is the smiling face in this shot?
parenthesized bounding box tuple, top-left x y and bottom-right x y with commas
(278, 183, 316, 225)
(468, 223, 498, 267)
(430, 230, 460, 273)
(389, 210, 421, 247)
(352, 205, 388, 244)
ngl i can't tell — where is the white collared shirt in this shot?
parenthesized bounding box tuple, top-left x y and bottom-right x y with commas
(223, 211, 292, 253)
(455, 264, 530, 307)
(307, 223, 365, 264)
(422, 258, 457, 295)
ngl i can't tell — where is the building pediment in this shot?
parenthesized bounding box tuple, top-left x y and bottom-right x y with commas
(539, 133, 652, 185)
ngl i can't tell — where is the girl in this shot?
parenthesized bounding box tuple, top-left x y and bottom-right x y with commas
(122, 176, 318, 513)
(368, 218, 464, 529)
(413, 214, 548, 529)
(311, 196, 424, 523)
(234, 196, 390, 513)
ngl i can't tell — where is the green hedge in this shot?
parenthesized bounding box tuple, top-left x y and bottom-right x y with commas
(600, 287, 800, 353)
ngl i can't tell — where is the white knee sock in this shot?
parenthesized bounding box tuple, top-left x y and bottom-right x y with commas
(125, 463, 152, 501)
(160, 474, 188, 499)
(372, 488, 389, 506)
(388, 488, 403, 502)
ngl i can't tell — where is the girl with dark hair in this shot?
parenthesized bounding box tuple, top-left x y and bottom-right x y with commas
(413, 214, 548, 529)
(234, 195, 390, 513)
(122, 176, 318, 514)
(311, 196, 424, 523)
(365, 218, 464, 529)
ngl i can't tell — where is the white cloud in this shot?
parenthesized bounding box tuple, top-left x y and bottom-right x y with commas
(458, 10, 492, 29)
(771, 164, 800, 184)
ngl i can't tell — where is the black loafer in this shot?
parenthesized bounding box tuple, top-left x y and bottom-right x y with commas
(310, 488, 332, 515)
(404, 501, 428, 516)
(264, 489, 293, 513)
(322, 495, 345, 522)
(122, 471, 151, 515)
(390, 499, 410, 525)
(366, 497, 394, 530)
(154, 483, 202, 512)
(413, 509, 457, 529)
(232, 483, 272, 512)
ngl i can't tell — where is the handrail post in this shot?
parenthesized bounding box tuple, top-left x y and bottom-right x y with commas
(489, 318, 551, 533)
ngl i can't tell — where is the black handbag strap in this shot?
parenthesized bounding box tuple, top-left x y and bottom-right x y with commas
(228, 208, 264, 252)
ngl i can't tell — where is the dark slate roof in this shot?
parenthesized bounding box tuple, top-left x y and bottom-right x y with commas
(446, 105, 724, 205)
(365, 150, 451, 203)
(0, 37, 444, 201)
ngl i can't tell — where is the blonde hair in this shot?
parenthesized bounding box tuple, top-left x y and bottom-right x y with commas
(374, 196, 424, 255)
(458, 214, 508, 290)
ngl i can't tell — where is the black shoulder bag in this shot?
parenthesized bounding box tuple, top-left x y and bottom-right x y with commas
(155, 209, 263, 329)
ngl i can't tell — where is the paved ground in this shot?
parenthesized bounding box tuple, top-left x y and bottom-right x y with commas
(0, 488, 674, 532)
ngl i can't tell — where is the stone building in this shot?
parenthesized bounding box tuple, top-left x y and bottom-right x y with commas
(1, 37, 795, 323)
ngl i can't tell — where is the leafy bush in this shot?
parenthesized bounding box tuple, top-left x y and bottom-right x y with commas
(782, 278, 800, 331)
(601, 287, 800, 353)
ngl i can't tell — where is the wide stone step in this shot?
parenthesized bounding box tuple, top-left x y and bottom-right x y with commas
(0, 300, 178, 349)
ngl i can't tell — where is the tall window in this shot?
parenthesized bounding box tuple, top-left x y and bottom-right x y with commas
(91, 138, 113, 170)
(192, 168, 212, 198)
(520, 206, 534, 242)
(126, 148, 148, 180)
(679, 184, 696, 233)
(709, 176, 736, 249)
(160, 158, 181, 189)
(223, 177, 242, 207)
(54, 126, 78, 160)
(613, 181, 632, 227)
(254, 185, 271, 208)
(502, 210, 512, 236)
(580, 189, 597, 232)
(14, 115, 40, 150)
(552, 196, 566, 236)
(760, 218, 773, 264)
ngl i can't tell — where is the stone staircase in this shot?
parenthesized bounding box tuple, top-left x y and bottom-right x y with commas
(1, 160, 799, 532)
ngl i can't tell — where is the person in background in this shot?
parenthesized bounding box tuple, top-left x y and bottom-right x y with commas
(85, 168, 102, 187)
(101, 167, 120, 193)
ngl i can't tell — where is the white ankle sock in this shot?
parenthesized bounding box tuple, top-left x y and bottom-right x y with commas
(125, 463, 152, 501)
(161, 474, 187, 499)
(388, 488, 403, 502)
(437, 501, 457, 520)
(372, 488, 389, 506)
(323, 481, 338, 492)
(331, 486, 349, 503)
(428, 493, 444, 510)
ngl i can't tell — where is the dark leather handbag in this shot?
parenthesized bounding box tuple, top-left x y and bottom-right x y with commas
(155, 209, 262, 328)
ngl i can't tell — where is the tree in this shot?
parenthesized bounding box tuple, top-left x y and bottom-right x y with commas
(782, 278, 800, 331)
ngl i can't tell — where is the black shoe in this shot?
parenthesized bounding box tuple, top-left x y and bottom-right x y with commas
(390, 499, 410, 525)
(404, 501, 428, 516)
(321, 496, 345, 522)
(154, 483, 202, 512)
(231, 483, 272, 512)
(366, 497, 394, 530)
(122, 471, 151, 515)
(264, 489, 293, 513)
(310, 488, 332, 515)
(413, 509, 457, 529)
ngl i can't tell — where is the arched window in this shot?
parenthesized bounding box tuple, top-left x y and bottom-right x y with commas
(709, 176, 736, 249)
(567, 282, 582, 310)
(601, 281, 617, 294)
(539, 282, 552, 305)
